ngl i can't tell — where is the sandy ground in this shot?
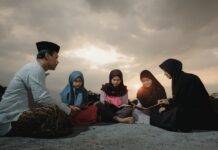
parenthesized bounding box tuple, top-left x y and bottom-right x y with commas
(0, 123, 218, 150)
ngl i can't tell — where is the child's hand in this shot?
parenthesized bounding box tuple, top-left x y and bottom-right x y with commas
(69, 106, 81, 117)
(94, 101, 100, 106)
(105, 100, 111, 105)
(158, 99, 169, 105)
(159, 107, 166, 113)
(69, 105, 81, 112)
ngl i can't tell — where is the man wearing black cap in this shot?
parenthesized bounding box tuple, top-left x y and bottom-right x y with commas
(36, 41, 60, 70)
(0, 41, 75, 137)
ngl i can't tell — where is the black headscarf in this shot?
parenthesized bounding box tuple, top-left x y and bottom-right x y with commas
(159, 58, 182, 79)
(101, 69, 128, 96)
(137, 70, 166, 107)
(159, 59, 183, 97)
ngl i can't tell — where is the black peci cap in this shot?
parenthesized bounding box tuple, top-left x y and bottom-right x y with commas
(36, 41, 60, 53)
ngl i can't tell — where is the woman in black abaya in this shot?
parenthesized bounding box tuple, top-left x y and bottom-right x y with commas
(153, 58, 217, 132)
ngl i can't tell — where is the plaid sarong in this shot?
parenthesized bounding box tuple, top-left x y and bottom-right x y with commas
(7, 105, 73, 138)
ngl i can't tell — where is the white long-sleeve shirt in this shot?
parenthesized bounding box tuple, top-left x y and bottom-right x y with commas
(0, 61, 71, 136)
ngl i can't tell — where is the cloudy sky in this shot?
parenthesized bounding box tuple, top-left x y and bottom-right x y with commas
(0, 0, 218, 99)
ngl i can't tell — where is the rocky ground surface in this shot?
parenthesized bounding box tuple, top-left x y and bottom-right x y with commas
(0, 123, 218, 150)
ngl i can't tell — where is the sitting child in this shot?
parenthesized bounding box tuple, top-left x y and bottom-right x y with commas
(60, 71, 97, 125)
(133, 70, 167, 125)
(98, 69, 134, 124)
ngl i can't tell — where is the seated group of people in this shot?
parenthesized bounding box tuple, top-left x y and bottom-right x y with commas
(0, 41, 217, 138)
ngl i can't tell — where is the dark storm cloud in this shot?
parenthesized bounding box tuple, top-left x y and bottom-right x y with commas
(84, 0, 218, 73)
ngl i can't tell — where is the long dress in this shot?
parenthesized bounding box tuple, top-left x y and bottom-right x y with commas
(153, 72, 216, 131)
